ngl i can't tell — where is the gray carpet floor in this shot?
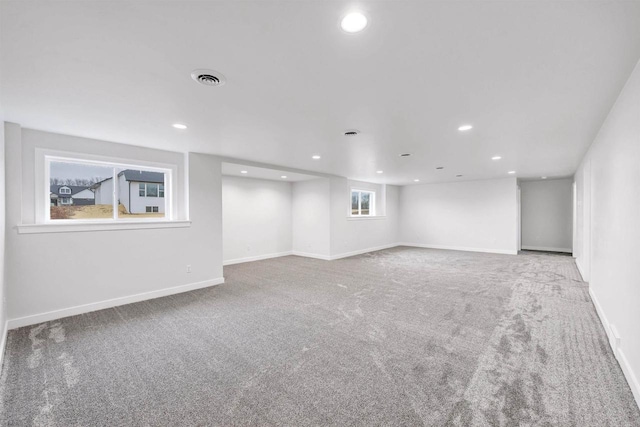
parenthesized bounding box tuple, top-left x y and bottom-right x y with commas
(0, 247, 638, 426)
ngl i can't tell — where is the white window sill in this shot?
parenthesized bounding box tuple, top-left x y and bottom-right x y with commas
(16, 220, 192, 234)
(347, 216, 387, 221)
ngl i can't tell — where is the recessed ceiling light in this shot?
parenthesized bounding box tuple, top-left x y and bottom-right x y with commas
(376, 170, 383, 174)
(492, 156, 502, 160)
(240, 170, 248, 174)
(312, 155, 321, 160)
(399, 153, 412, 157)
(436, 166, 444, 170)
(414, 179, 420, 182)
(341, 12, 368, 33)
(508, 171, 516, 174)
(172, 123, 187, 130)
(458, 125, 473, 131)
(281, 175, 287, 179)
(541, 176, 547, 179)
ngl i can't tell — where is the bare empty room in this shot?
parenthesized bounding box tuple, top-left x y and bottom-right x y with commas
(0, 1, 639, 426)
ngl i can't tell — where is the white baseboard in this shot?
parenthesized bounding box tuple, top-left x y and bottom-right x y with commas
(521, 245, 572, 253)
(0, 320, 8, 371)
(223, 251, 293, 266)
(7, 277, 225, 330)
(589, 287, 640, 409)
(329, 243, 400, 260)
(291, 251, 331, 261)
(399, 242, 517, 255)
(575, 258, 587, 282)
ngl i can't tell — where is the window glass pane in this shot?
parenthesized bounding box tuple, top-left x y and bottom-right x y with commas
(351, 191, 359, 215)
(49, 161, 112, 220)
(159, 184, 165, 198)
(115, 168, 166, 219)
(146, 183, 158, 197)
(361, 192, 370, 215)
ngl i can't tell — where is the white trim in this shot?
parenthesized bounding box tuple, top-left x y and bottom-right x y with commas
(223, 251, 293, 266)
(329, 243, 400, 260)
(291, 251, 331, 261)
(589, 287, 640, 408)
(17, 220, 191, 234)
(399, 242, 517, 255)
(7, 277, 225, 330)
(346, 215, 387, 221)
(0, 320, 8, 371)
(575, 258, 586, 282)
(521, 245, 572, 253)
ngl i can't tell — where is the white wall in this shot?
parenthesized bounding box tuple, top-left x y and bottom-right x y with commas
(574, 60, 640, 406)
(4, 125, 224, 326)
(330, 178, 399, 258)
(520, 178, 573, 252)
(399, 178, 519, 255)
(0, 120, 6, 365)
(222, 176, 292, 264)
(292, 178, 331, 259)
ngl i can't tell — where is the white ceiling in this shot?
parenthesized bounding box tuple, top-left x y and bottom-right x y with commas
(222, 162, 319, 182)
(1, 1, 640, 185)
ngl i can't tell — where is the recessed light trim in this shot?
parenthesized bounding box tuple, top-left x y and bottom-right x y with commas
(312, 155, 321, 160)
(376, 170, 383, 174)
(281, 175, 288, 179)
(491, 156, 502, 160)
(172, 123, 187, 130)
(541, 176, 547, 179)
(508, 171, 516, 174)
(414, 179, 420, 182)
(458, 125, 473, 131)
(240, 170, 248, 174)
(341, 12, 368, 33)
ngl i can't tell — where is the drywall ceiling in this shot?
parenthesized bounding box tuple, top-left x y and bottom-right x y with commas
(222, 163, 319, 182)
(1, 1, 640, 185)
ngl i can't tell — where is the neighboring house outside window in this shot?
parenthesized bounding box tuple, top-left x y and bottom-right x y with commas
(49, 185, 96, 207)
(93, 169, 166, 215)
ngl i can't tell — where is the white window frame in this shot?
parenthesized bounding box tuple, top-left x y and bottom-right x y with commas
(351, 189, 376, 217)
(59, 186, 71, 194)
(38, 150, 177, 225)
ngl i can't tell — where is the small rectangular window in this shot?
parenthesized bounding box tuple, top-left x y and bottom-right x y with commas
(47, 158, 170, 222)
(146, 183, 159, 197)
(350, 190, 375, 216)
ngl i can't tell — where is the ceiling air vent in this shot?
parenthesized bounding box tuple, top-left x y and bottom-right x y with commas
(191, 69, 226, 87)
(344, 129, 360, 137)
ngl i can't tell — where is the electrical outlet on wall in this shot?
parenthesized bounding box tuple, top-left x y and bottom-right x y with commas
(186, 265, 192, 273)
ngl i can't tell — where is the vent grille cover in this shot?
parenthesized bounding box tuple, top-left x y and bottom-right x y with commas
(344, 129, 360, 137)
(191, 69, 226, 87)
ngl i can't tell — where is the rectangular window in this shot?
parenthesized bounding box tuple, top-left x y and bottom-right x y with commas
(351, 190, 375, 216)
(47, 157, 170, 222)
(146, 183, 159, 197)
